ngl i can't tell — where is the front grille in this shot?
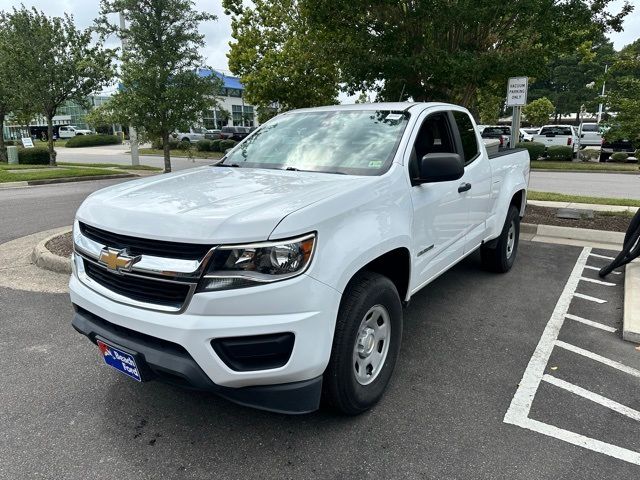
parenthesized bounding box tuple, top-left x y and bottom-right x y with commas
(83, 259, 191, 309)
(79, 222, 211, 260)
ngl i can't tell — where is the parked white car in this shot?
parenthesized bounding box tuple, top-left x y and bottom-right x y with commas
(532, 125, 578, 153)
(58, 125, 92, 138)
(70, 102, 530, 415)
(172, 127, 208, 142)
(519, 127, 540, 142)
(578, 122, 602, 147)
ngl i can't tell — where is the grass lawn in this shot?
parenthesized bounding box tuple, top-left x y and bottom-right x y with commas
(530, 160, 639, 172)
(59, 162, 161, 171)
(528, 190, 640, 207)
(0, 166, 127, 183)
(138, 148, 224, 160)
(0, 163, 54, 170)
(34, 139, 68, 148)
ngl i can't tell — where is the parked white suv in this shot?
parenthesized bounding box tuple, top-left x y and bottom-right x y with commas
(172, 127, 208, 143)
(58, 125, 92, 138)
(70, 103, 530, 415)
(578, 122, 602, 147)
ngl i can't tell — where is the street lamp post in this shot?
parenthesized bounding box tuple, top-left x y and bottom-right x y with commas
(596, 64, 608, 124)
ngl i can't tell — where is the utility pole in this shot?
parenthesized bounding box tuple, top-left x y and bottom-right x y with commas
(596, 64, 608, 124)
(119, 12, 139, 166)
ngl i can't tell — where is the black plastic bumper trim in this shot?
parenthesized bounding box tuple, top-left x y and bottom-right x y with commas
(71, 308, 322, 414)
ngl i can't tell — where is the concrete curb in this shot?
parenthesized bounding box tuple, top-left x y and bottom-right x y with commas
(521, 223, 625, 248)
(27, 173, 135, 185)
(531, 168, 639, 175)
(528, 200, 638, 214)
(31, 228, 73, 274)
(623, 259, 640, 344)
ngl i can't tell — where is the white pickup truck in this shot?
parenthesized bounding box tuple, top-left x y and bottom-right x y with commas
(531, 125, 578, 153)
(70, 103, 530, 415)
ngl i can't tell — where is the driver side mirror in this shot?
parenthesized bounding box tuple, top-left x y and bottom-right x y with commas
(414, 152, 464, 185)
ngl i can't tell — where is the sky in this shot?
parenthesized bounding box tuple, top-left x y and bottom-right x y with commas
(1, 0, 638, 100)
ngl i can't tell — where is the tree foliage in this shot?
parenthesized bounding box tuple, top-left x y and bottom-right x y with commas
(97, 0, 221, 172)
(223, 0, 339, 115)
(1, 6, 113, 165)
(528, 34, 616, 120)
(0, 15, 17, 162)
(604, 39, 640, 144)
(523, 97, 555, 126)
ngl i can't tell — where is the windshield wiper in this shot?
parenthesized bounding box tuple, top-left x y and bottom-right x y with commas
(213, 160, 240, 168)
(284, 166, 346, 175)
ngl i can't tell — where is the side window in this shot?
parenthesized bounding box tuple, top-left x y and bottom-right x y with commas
(452, 111, 479, 164)
(408, 113, 456, 180)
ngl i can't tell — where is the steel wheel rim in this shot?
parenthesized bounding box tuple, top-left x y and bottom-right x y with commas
(506, 221, 516, 259)
(353, 304, 391, 386)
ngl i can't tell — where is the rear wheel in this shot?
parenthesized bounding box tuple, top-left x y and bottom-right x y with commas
(481, 204, 520, 273)
(323, 272, 402, 415)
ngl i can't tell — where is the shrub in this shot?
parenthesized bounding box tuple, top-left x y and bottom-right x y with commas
(66, 134, 122, 148)
(196, 140, 211, 152)
(18, 147, 50, 165)
(210, 139, 222, 152)
(636, 149, 640, 159)
(516, 142, 545, 161)
(610, 152, 629, 162)
(219, 139, 237, 152)
(175, 140, 192, 151)
(546, 145, 573, 161)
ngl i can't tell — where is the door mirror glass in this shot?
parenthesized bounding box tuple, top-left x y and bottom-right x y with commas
(416, 152, 464, 184)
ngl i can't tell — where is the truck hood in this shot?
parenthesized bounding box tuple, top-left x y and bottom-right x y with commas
(77, 166, 374, 244)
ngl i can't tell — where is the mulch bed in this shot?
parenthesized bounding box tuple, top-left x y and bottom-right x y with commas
(46, 232, 73, 258)
(524, 205, 633, 232)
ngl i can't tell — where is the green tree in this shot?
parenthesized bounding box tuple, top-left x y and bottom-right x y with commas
(523, 97, 555, 127)
(303, 0, 630, 108)
(0, 15, 18, 162)
(528, 35, 616, 121)
(97, 0, 221, 172)
(223, 0, 339, 115)
(604, 39, 640, 144)
(1, 7, 113, 165)
(476, 85, 504, 124)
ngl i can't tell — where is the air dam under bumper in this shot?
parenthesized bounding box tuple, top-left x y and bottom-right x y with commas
(72, 309, 323, 414)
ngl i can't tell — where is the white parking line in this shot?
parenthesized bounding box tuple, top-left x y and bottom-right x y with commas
(580, 277, 616, 287)
(574, 292, 607, 304)
(504, 246, 640, 466)
(555, 340, 640, 378)
(584, 265, 621, 275)
(589, 253, 616, 260)
(564, 313, 617, 333)
(542, 374, 640, 422)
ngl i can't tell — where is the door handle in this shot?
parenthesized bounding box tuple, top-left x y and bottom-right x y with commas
(458, 182, 472, 193)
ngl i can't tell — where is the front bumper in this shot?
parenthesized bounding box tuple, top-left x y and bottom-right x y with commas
(72, 308, 322, 414)
(69, 265, 342, 413)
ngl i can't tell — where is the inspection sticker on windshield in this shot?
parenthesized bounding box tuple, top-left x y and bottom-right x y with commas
(97, 339, 142, 382)
(385, 113, 403, 121)
(368, 160, 383, 168)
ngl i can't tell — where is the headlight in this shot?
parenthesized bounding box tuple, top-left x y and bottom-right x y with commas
(198, 233, 316, 291)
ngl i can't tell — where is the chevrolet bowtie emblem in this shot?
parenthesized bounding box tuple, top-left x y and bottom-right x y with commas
(98, 248, 140, 273)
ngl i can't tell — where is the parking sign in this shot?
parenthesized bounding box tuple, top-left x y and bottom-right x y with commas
(506, 77, 528, 107)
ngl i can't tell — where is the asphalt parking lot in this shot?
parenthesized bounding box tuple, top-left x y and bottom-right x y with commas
(1, 236, 638, 479)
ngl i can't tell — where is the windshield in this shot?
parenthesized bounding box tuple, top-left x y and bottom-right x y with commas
(222, 110, 410, 175)
(581, 124, 598, 132)
(483, 127, 510, 135)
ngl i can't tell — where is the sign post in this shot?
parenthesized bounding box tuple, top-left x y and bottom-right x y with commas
(506, 77, 528, 149)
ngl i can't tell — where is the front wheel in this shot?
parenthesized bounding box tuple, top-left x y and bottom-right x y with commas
(481, 204, 520, 273)
(323, 272, 403, 415)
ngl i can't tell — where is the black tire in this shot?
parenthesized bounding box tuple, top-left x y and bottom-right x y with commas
(323, 271, 403, 415)
(599, 152, 610, 162)
(481, 204, 520, 273)
(181, 138, 190, 143)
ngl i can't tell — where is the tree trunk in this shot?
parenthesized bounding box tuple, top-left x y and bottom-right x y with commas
(0, 112, 6, 163)
(162, 132, 171, 173)
(46, 114, 56, 166)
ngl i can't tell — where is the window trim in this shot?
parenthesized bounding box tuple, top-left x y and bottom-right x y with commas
(450, 110, 480, 166)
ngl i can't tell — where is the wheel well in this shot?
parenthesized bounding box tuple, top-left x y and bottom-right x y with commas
(360, 248, 410, 300)
(510, 189, 525, 217)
